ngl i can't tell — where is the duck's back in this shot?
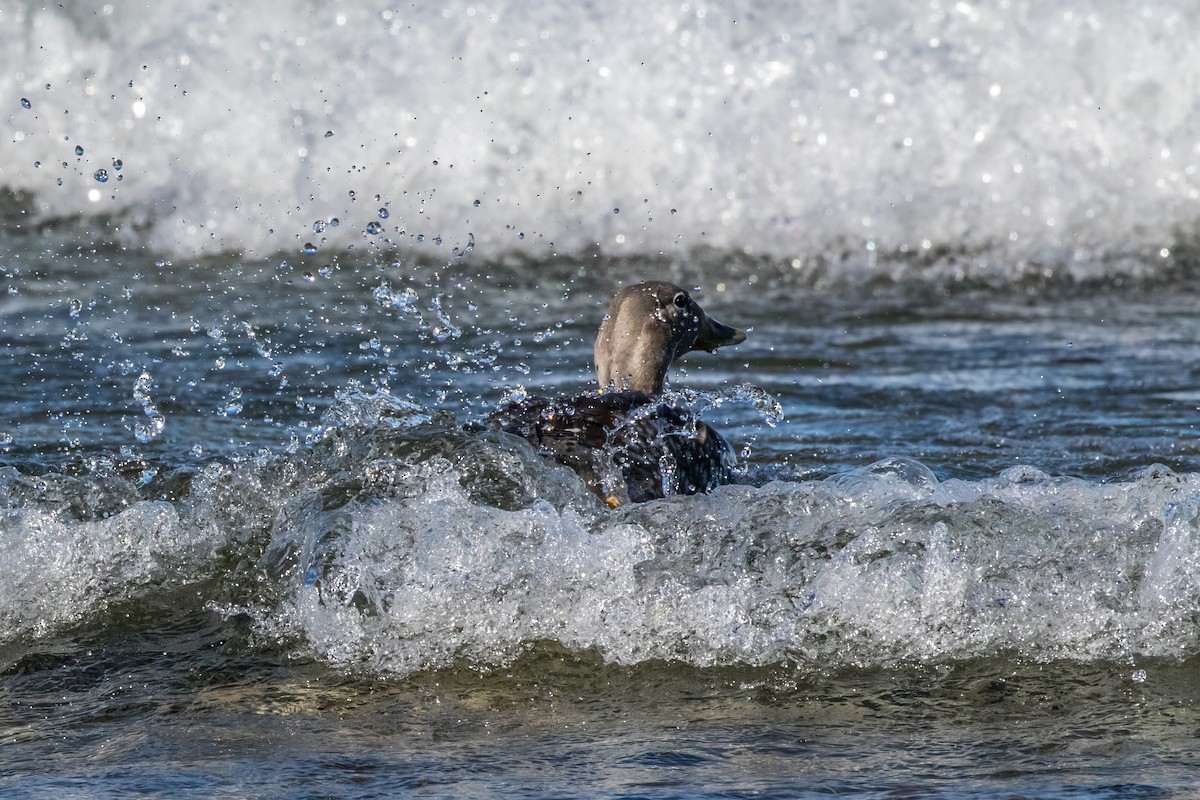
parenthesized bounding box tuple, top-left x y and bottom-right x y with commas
(489, 391, 734, 504)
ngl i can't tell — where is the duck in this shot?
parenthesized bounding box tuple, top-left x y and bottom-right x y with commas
(489, 281, 747, 505)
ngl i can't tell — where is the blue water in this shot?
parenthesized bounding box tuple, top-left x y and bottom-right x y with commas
(3, 1, 1200, 797)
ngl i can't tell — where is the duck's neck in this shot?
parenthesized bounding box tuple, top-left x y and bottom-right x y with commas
(595, 335, 671, 395)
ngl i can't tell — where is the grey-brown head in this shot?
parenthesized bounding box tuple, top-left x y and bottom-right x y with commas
(594, 281, 747, 394)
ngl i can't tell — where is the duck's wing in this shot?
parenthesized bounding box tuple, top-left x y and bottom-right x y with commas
(487, 391, 734, 504)
(609, 402, 735, 502)
(487, 391, 656, 500)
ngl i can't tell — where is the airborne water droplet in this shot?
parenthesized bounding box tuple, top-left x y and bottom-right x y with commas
(112, 158, 123, 170)
(302, 242, 318, 255)
(473, 199, 481, 207)
(94, 169, 109, 183)
(365, 221, 383, 235)
(75, 145, 84, 156)
(324, 130, 334, 138)
(20, 98, 31, 109)
(313, 220, 326, 233)
(377, 208, 389, 220)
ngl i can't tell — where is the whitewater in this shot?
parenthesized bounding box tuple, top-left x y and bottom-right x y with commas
(3, 0, 1199, 281)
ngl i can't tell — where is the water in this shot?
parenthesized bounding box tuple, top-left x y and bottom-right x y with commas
(4, 1, 1200, 797)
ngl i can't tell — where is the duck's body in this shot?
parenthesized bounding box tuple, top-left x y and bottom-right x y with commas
(489, 281, 746, 505)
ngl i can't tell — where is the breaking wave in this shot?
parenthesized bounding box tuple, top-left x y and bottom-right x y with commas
(3, 0, 1199, 285)
(4, 390, 1199, 677)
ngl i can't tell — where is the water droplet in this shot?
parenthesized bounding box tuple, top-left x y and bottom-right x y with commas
(19, 98, 31, 109)
(365, 221, 383, 235)
(218, 387, 244, 417)
(329, 217, 340, 227)
(670, 208, 678, 214)
(313, 220, 326, 233)
(377, 207, 389, 220)
(112, 158, 123, 170)
(74, 145, 84, 156)
(432, 159, 439, 165)
(1132, 669, 1147, 684)
(324, 130, 334, 138)
(613, 207, 620, 214)
(93, 169, 109, 183)
(302, 242, 318, 255)
(33, 161, 40, 169)
(517, 232, 525, 240)
(473, 199, 481, 207)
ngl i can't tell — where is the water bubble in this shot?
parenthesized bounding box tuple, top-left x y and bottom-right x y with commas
(112, 158, 123, 170)
(74, 145, 84, 156)
(365, 221, 383, 235)
(377, 207, 389, 219)
(93, 169, 109, 183)
(20, 98, 31, 109)
(302, 242, 318, 255)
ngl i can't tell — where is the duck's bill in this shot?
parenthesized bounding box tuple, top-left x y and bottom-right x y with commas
(696, 316, 747, 353)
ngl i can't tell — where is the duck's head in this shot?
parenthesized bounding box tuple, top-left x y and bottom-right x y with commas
(594, 281, 747, 394)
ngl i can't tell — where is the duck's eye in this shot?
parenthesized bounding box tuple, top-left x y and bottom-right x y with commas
(673, 292, 689, 308)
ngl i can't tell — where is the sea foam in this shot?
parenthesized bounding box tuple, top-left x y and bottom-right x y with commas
(2, 1, 1198, 282)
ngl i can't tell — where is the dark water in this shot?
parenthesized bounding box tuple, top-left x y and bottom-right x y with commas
(3, 237, 1200, 797)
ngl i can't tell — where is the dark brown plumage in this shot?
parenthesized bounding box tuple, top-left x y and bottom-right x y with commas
(490, 282, 746, 505)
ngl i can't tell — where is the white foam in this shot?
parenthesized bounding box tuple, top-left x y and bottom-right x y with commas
(253, 440, 1200, 674)
(3, 1, 1197, 278)
(0, 492, 219, 641)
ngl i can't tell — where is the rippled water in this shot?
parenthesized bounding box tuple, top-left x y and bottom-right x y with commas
(5, 1, 1200, 797)
(3, 241, 1200, 796)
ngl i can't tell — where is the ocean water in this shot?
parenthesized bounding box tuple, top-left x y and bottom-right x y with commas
(3, 1, 1200, 797)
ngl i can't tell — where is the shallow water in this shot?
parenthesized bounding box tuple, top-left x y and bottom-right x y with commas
(4, 1, 1200, 797)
